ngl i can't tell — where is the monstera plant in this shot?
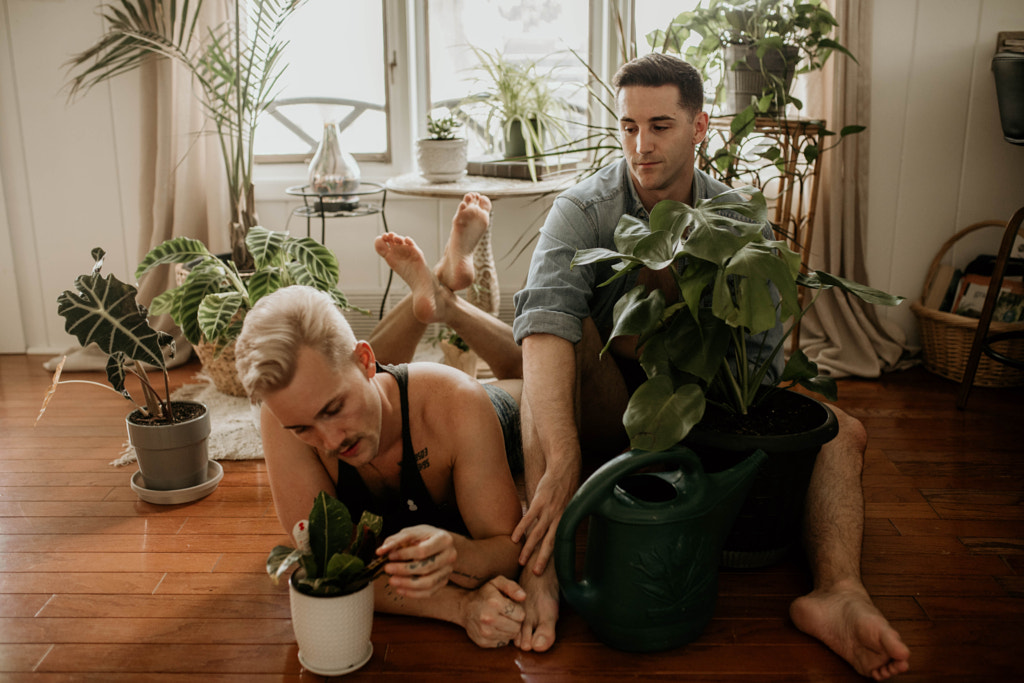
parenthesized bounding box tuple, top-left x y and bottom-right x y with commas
(572, 187, 904, 452)
(38, 248, 180, 424)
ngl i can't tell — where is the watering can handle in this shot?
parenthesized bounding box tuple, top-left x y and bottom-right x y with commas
(553, 446, 702, 608)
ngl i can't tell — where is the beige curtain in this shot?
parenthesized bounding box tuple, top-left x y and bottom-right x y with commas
(47, 1, 231, 373)
(798, 0, 911, 377)
(136, 0, 231, 368)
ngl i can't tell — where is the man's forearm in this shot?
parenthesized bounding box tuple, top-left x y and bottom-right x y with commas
(447, 534, 520, 589)
(521, 333, 582, 487)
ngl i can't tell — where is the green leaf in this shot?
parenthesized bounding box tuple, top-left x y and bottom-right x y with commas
(624, 376, 706, 452)
(266, 545, 306, 586)
(246, 226, 287, 270)
(780, 348, 820, 383)
(286, 237, 341, 289)
(661, 308, 731, 383)
(197, 291, 245, 342)
(632, 230, 678, 271)
(246, 268, 285, 305)
(605, 286, 666, 354)
(798, 375, 838, 401)
(134, 237, 215, 279)
(571, 247, 633, 269)
(308, 491, 354, 578)
(802, 271, 905, 307)
(174, 262, 234, 345)
(57, 259, 168, 370)
(612, 213, 654, 255)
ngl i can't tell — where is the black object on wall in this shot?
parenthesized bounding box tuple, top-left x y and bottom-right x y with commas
(992, 32, 1024, 146)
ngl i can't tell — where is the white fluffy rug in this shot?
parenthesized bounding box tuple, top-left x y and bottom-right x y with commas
(111, 377, 263, 467)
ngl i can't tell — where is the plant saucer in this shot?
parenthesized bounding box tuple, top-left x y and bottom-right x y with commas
(131, 460, 223, 505)
(298, 643, 373, 677)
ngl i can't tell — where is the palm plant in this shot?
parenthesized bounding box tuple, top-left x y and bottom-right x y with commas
(65, 0, 305, 268)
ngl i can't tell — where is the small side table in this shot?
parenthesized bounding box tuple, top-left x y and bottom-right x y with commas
(285, 182, 388, 244)
(384, 173, 570, 316)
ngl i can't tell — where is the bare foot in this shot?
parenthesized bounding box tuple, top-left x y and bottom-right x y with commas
(436, 192, 492, 291)
(374, 233, 446, 324)
(514, 562, 559, 653)
(790, 581, 910, 680)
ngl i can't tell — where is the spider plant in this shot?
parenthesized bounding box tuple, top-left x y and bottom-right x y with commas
(65, 0, 305, 268)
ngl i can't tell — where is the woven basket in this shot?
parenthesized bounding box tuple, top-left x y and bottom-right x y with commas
(193, 339, 248, 397)
(911, 220, 1024, 387)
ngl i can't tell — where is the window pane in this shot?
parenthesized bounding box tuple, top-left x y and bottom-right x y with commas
(426, 0, 589, 159)
(254, 0, 388, 160)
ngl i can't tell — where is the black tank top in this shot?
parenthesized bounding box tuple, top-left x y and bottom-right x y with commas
(335, 363, 469, 538)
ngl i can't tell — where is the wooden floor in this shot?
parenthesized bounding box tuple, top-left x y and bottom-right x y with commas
(1, 353, 1022, 681)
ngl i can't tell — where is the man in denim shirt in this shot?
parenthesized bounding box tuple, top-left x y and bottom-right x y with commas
(510, 53, 910, 680)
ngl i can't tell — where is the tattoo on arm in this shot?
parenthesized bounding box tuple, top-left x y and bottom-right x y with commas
(414, 447, 429, 471)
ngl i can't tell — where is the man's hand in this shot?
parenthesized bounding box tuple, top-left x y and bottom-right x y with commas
(460, 576, 526, 648)
(377, 525, 457, 598)
(512, 466, 578, 576)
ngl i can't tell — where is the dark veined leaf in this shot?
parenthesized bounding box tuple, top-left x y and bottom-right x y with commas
(135, 237, 215, 279)
(56, 253, 168, 370)
(286, 237, 340, 290)
(246, 267, 285, 305)
(105, 351, 131, 398)
(246, 225, 287, 270)
(197, 291, 245, 342)
(174, 262, 234, 345)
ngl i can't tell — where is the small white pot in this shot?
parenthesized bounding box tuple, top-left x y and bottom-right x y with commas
(288, 573, 374, 676)
(416, 138, 468, 182)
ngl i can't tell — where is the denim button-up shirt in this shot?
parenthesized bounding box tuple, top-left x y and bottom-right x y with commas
(512, 158, 784, 383)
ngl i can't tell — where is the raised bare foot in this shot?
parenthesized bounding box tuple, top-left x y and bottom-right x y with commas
(374, 233, 446, 324)
(513, 562, 559, 653)
(790, 581, 910, 680)
(436, 192, 492, 291)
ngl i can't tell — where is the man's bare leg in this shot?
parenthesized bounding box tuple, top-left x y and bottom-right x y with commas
(373, 231, 522, 379)
(789, 407, 911, 680)
(515, 320, 630, 652)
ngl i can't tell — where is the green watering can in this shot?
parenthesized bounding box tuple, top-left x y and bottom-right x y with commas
(555, 446, 766, 652)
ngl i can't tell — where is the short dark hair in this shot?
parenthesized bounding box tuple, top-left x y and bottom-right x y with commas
(612, 53, 705, 115)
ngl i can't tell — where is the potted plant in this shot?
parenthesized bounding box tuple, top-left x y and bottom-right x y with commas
(37, 249, 212, 493)
(65, 0, 305, 269)
(465, 46, 575, 177)
(135, 226, 366, 397)
(416, 108, 469, 182)
(572, 187, 904, 565)
(646, 0, 864, 184)
(266, 491, 386, 676)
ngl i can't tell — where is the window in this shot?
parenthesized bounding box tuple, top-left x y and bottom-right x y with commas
(252, 1, 710, 171)
(253, 0, 389, 162)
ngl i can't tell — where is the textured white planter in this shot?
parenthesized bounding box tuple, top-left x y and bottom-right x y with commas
(416, 138, 468, 182)
(288, 574, 374, 676)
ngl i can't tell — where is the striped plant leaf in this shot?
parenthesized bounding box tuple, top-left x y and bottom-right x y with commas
(245, 226, 287, 270)
(135, 237, 215, 279)
(286, 237, 339, 289)
(197, 291, 245, 343)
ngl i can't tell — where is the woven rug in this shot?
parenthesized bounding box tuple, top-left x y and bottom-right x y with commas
(111, 376, 263, 467)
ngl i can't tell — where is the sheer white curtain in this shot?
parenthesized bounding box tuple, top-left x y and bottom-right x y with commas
(799, 0, 911, 377)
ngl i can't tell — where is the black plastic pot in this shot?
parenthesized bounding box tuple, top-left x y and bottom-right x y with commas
(683, 390, 838, 568)
(723, 43, 800, 116)
(992, 50, 1024, 145)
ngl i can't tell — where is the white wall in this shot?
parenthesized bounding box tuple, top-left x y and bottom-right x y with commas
(867, 0, 1024, 345)
(3, 0, 1023, 356)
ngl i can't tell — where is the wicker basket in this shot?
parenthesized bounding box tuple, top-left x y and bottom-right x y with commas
(911, 220, 1024, 387)
(193, 339, 248, 397)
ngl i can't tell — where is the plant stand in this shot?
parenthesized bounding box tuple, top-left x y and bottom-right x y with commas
(701, 117, 825, 350)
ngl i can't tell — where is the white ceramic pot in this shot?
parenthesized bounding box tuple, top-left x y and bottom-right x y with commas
(288, 573, 374, 676)
(416, 138, 468, 182)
